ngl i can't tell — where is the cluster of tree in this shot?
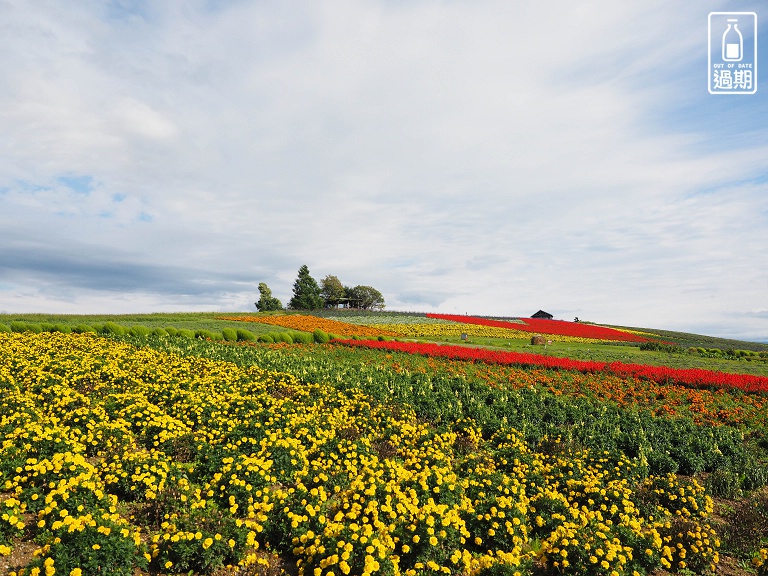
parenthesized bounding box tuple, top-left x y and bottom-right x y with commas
(255, 265, 385, 311)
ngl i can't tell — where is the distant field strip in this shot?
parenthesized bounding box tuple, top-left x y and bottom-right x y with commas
(379, 323, 533, 339)
(327, 317, 596, 342)
(427, 314, 652, 343)
(378, 324, 631, 343)
(323, 314, 456, 325)
(217, 314, 399, 338)
(612, 327, 661, 337)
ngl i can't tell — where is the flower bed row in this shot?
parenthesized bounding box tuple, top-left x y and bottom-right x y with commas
(427, 314, 653, 343)
(334, 339, 768, 394)
(323, 314, 457, 325)
(376, 323, 532, 340)
(218, 314, 399, 338)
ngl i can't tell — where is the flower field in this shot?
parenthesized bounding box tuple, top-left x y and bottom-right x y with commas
(368, 323, 533, 340)
(218, 313, 659, 344)
(425, 314, 653, 344)
(333, 339, 768, 394)
(2, 326, 768, 575)
(218, 315, 400, 339)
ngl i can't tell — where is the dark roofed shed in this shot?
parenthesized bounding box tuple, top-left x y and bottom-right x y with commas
(531, 310, 553, 319)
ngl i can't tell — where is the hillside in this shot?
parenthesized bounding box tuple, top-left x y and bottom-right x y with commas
(2, 311, 768, 576)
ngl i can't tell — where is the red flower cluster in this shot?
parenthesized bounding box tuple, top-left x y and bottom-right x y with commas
(425, 313, 651, 343)
(335, 339, 768, 394)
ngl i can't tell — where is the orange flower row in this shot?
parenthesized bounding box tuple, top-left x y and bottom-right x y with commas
(218, 314, 399, 338)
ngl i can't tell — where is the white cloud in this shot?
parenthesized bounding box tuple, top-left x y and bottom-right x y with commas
(0, 0, 766, 340)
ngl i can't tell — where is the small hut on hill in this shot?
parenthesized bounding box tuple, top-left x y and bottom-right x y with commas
(531, 310, 553, 320)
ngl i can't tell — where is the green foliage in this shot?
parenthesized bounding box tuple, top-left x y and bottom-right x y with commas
(236, 328, 256, 342)
(276, 332, 293, 344)
(705, 468, 742, 499)
(28, 517, 148, 576)
(291, 331, 314, 344)
(177, 329, 196, 339)
(288, 265, 324, 310)
(0, 323, 10, 333)
(313, 329, 330, 344)
(691, 345, 768, 362)
(10, 321, 42, 333)
(258, 334, 275, 343)
(255, 282, 283, 312)
(640, 341, 683, 353)
(346, 285, 385, 310)
(221, 328, 238, 342)
(150, 505, 247, 574)
(71, 324, 96, 334)
(100, 322, 127, 336)
(743, 463, 768, 491)
(195, 329, 220, 341)
(151, 327, 168, 337)
(320, 274, 345, 308)
(129, 325, 151, 337)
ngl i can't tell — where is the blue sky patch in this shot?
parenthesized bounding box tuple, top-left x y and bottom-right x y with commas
(57, 175, 94, 195)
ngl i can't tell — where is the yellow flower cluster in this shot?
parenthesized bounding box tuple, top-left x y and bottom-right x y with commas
(0, 332, 722, 575)
(753, 547, 768, 574)
(376, 323, 531, 339)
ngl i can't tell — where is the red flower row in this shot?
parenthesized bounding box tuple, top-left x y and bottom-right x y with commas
(425, 313, 651, 343)
(334, 339, 768, 394)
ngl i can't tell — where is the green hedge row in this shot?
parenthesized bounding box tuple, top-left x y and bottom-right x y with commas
(0, 321, 335, 345)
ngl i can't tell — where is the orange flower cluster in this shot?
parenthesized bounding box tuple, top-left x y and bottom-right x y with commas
(218, 314, 400, 338)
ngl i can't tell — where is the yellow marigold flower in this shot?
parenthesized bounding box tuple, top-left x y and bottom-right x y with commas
(203, 537, 214, 549)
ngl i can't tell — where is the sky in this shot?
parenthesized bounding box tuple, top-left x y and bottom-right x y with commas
(1, 1, 767, 342)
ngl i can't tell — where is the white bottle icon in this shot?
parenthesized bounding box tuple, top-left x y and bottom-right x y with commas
(722, 18, 743, 61)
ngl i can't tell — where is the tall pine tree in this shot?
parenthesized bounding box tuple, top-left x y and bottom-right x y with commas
(288, 265, 324, 310)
